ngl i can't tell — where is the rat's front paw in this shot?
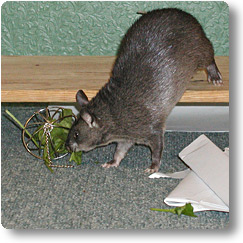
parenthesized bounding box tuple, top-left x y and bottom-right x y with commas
(101, 160, 119, 168)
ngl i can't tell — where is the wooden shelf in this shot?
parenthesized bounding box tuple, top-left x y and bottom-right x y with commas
(1, 56, 229, 103)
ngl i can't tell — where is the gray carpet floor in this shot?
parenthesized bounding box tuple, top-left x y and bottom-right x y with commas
(1, 104, 229, 229)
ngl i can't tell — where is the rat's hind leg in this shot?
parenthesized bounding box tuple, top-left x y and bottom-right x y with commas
(145, 128, 165, 173)
(101, 141, 133, 168)
(206, 59, 223, 86)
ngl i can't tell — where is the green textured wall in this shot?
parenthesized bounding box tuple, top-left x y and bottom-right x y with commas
(1, 1, 229, 56)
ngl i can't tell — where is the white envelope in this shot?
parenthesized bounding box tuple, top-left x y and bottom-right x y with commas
(150, 134, 229, 212)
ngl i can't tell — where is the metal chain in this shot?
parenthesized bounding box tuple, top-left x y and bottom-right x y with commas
(43, 122, 73, 168)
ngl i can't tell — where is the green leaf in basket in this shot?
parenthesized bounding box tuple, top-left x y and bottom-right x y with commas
(58, 109, 73, 129)
(43, 144, 54, 173)
(6, 108, 82, 172)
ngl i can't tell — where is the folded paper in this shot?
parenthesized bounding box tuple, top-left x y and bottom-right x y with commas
(150, 134, 229, 212)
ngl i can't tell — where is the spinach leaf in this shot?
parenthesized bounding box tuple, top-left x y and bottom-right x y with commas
(150, 203, 197, 217)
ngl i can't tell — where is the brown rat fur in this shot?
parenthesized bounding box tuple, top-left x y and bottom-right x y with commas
(66, 8, 222, 173)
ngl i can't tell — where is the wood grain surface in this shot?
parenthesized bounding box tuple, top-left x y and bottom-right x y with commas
(1, 56, 229, 103)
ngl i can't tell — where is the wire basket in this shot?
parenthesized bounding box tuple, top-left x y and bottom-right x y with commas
(22, 107, 77, 168)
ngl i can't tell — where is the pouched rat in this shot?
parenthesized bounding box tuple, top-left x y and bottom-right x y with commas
(66, 8, 222, 173)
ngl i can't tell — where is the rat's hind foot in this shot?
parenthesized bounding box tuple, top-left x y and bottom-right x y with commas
(206, 60, 223, 86)
(101, 160, 120, 169)
(145, 164, 160, 173)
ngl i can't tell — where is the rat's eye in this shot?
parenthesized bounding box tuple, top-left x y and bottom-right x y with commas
(74, 131, 79, 139)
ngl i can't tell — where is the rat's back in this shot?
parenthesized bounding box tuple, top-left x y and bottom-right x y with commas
(109, 8, 214, 117)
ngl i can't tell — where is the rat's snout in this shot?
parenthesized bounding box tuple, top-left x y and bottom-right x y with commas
(65, 135, 79, 152)
(65, 138, 72, 152)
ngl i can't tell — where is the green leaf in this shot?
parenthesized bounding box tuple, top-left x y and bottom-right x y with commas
(58, 109, 73, 129)
(36, 125, 46, 146)
(150, 203, 197, 217)
(43, 144, 54, 173)
(40, 109, 76, 171)
(6, 108, 80, 172)
(52, 138, 68, 154)
(179, 203, 197, 217)
(5, 109, 40, 148)
(69, 151, 82, 165)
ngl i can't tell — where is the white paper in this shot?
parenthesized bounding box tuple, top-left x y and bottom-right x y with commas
(179, 134, 229, 207)
(164, 171, 229, 212)
(149, 169, 190, 179)
(150, 135, 229, 212)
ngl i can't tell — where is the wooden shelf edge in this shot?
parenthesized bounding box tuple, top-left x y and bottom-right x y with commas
(180, 90, 229, 103)
(1, 56, 229, 103)
(1, 89, 229, 103)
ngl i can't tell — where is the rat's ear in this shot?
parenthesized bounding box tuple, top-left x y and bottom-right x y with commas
(80, 110, 100, 128)
(76, 90, 89, 107)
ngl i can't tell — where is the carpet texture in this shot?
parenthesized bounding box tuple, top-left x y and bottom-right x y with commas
(1, 104, 229, 229)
